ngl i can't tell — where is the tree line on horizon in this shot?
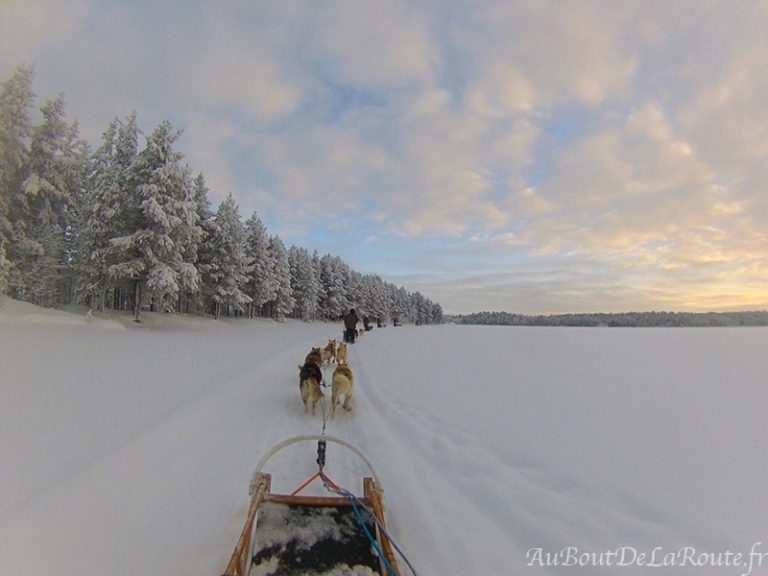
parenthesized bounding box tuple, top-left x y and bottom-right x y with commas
(0, 65, 442, 325)
(451, 310, 768, 327)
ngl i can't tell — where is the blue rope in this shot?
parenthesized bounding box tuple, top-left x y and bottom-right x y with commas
(319, 474, 418, 575)
(348, 494, 420, 576)
(342, 490, 399, 576)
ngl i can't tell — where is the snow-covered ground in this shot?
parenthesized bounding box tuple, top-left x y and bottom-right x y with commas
(1, 299, 767, 576)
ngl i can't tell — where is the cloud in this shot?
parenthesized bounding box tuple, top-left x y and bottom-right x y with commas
(454, 1, 637, 108)
(0, 0, 88, 61)
(176, 6, 305, 123)
(671, 2, 768, 172)
(189, 49, 303, 122)
(371, 97, 542, 237)
(252, 121, 395, 225)
(525, 104, 725, 260)
(463, 62, 535, 116)
(306, 0, 439, 89)
(386, 109, 499, 235)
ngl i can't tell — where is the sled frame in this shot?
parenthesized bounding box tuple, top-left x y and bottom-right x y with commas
(223, 435, 400, 575)
(222, 474, 399, 576)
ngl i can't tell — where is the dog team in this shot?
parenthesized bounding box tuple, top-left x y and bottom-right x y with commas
(298, 338, 353, 418)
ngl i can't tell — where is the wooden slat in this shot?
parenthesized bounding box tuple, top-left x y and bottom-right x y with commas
(266, 493, 372, 507)
(365, 477, 401, 576)
(222, 473, 271, 576)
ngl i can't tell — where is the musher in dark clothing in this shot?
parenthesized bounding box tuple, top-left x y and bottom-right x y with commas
(343, 308, 359, 343)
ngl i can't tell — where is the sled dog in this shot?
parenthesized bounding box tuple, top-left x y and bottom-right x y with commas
(331, 364, 354, 418)
(305, 347, 323, 366)
(298, 362, 324, 415)
(321, 339, 337, 365)
(336, 342, 348, 365)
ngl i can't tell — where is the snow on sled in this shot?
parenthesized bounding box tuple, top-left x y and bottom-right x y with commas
(222, 435, 408, 576)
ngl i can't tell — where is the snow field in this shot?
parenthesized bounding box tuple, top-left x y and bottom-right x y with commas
(2, 300, 767, 575)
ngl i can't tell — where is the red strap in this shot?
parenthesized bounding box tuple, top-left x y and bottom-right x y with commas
(291, 472, 321, 496)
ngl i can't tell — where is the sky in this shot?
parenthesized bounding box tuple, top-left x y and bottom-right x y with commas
(1, 0, 767, 315)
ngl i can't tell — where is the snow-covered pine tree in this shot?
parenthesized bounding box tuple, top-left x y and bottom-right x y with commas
(206, 193, 252, 319)
(13, 93, 87, 306)
(76, 114, 139, 310)
(244, 211, 276, 318)
(108, 120, 200, 321)
(311, 250, 326, 318)
(56, 116, 91, 304)
(288, 245, 319, 321)
(390, 285, 410, 325)
(431, 301, 444, 324)
(0, 65, 36, 295)
(318, 253, 348, 319)
(359, 274, 391, 324)
(345, 267, 363, 314)
(192, 173, 215, 231)
(358, 274, 375, 319)
(76, 118, 118, 309)
(97, 113, 140, 311)
(173, 167, 203, 314)
(374, 276, 392, 322)
(411, 291, 430, 325)
(191, 172, 217, 314)
(265, 234, 293, 321)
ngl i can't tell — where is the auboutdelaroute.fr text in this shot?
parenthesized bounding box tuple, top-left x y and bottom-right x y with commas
(526, 542, 767, 575)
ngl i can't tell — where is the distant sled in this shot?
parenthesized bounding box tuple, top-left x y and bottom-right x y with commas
(222, 435, 408, 576)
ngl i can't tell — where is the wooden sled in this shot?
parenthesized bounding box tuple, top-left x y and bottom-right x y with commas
(222, 435, 401, 576)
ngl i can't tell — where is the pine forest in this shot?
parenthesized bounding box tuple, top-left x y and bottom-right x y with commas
(0, 65, 442, 325)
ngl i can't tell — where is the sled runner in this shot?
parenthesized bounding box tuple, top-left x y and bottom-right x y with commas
(222, 435, 403, 576)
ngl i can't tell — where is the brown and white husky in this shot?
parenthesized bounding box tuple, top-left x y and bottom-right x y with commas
(331, 364, 354, 418)
(336, 342, 348, 365)
(321, 339, 337, 365)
